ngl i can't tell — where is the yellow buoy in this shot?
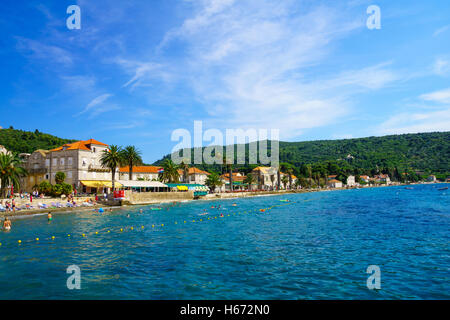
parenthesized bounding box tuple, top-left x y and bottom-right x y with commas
(82, 234, 86, 237)
(67, 234, 71, 237)
(18, 240, 22, 244)
(36, 238, 39, 241)
(120, 229, 123, 232)
(161, 224, 164, 227)
(152, 224, 155, 228)
(141, 226, 144, 229)
(95, 231, 98, 234)
(184, 221, 186, 223)
(175, 222, 178, 224)
(131, 227, 134, 230)
(107, 230, 110, 233)
(52, 236, 55, 240)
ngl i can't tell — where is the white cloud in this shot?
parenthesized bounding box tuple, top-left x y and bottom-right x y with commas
(420, 88, 450, 104)
(379, 88, 450, 135)
(78, 93, 113, 116)
(16, 37, 73, 66)
(433, 25, 450, 37)
(433, 58, 450, 76)
(146, 0, 398, 139)
(379, 109, 450, 135)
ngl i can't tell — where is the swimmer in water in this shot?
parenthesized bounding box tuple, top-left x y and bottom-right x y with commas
(140, 209, 143, 213)
(3, 217, 11, 231)
(47, 212, 52, 221)
(220, 213, 224, 217)
(127, 214, 130, 218)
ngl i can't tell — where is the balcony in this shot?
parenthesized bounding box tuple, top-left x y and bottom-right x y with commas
(29, 168, 48, 174)
(88, 165, 110, 172)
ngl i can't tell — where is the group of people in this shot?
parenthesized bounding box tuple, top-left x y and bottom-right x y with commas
(1, 199, 17, 213)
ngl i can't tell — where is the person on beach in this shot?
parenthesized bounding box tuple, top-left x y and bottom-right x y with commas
(3, 217, 11, 231)
(47, 212, 52, 221)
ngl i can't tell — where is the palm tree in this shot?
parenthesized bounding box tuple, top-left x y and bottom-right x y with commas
(0, 153, 28, 198)
(120, 145, 142, 181)
(159, 159, 180, 183)
(281, 175, 289, 189)
(205, 172, 223, 192)
(243, 173, 255, 191)
(223, 155, 233, 192)
(179, 160, 189, 183)
(286, 167, 294, 189)
(100, 145, 123, 192)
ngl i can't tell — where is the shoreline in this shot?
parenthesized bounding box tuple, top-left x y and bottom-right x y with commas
(2, 182, 444, 220)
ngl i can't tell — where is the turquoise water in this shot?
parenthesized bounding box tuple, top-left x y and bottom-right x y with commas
(0, 184, 448, 299)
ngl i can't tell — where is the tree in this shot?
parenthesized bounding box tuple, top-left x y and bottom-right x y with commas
(0, 153, 27, 198)
(120, 145, 142, 181)
(159, 159, 180, 183)
(52, 184, 63, 197)
(100, 145, 123, 192)
(281, 175, 289, 189)
(38, 181, 52, 195)
(55, 171, 66, 184)
(179, 160, 189, 183)
(205, 172, 223, 192)
(223, 155, 233, 192)
(243, 173, 255, 191)
(61, 183, 73, 196)
(286, 167, 294, 189)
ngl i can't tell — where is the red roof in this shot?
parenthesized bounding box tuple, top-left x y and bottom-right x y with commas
(50, 139, 108, 152)
(177, 167, 210, 175)
(119, 166, 162, 173)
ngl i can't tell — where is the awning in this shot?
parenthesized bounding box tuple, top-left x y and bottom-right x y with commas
(80, 180, 123, 188)
(117, 180, 168, 188)
(177, 185, 189, 191)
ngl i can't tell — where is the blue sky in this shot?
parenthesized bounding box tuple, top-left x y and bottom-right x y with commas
(0, 0, 449, 163)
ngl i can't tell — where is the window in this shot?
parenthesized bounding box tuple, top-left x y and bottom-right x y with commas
(82, 158, 87, 166)
(45, 159, 50, 167)
(67, 171, 72, 179)
(45, 174, 49, 180)
(33, 164, 38, 169)
(53, 158, 57, 166)
(60, 158, 65, 166)
(68, 157, 73, 165)
(92, 172, 96, 178)
(93, 147, 96, 153)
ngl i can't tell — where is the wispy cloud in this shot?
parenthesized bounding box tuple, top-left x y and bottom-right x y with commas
(433, 24, 450, 37)
(420, 88, 450, 104)
(16, 37, 73, 66)
(78, 93, 114, 116)
(379, 88, 450, 135)
(433, 58, 450, 76)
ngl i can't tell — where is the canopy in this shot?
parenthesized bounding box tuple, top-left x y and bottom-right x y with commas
(117, 180, 167, 188)
(80, 180, 123, 188)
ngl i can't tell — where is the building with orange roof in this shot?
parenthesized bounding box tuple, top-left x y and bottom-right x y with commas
(327, 179, 343, 188)
(119, 166, 162, 181)
(22, 139, 119, 193)
(177, 167, 210, 185)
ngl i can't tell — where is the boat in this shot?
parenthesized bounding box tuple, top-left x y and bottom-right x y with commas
(404, 187, 414, 190)
(438, 187, 448, 191)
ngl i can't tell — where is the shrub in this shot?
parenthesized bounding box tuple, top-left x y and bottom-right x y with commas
(38, 181, 52, 195)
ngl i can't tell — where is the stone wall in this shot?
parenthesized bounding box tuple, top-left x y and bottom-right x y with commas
(123, 191, 194, 205)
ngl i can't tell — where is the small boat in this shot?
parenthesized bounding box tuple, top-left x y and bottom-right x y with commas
(438, 187, 448, 191)
(404, 187, 413, 190)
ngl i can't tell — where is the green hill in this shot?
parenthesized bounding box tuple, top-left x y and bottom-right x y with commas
(0, 128, 75, 154)
(155, 131, 450, 178)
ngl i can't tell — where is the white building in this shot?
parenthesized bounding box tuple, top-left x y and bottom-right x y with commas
(346, 175, 356, 186)
(23, 139, 120, 193)
(119, 166, 161, 181)
(327, 179, 343, 188)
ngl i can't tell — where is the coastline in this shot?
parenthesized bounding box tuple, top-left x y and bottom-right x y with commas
(1, 182, 444, 220)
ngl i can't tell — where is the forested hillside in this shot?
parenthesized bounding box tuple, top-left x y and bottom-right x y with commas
(155, 132, 450, 177)
(0, 128, 75, 154)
